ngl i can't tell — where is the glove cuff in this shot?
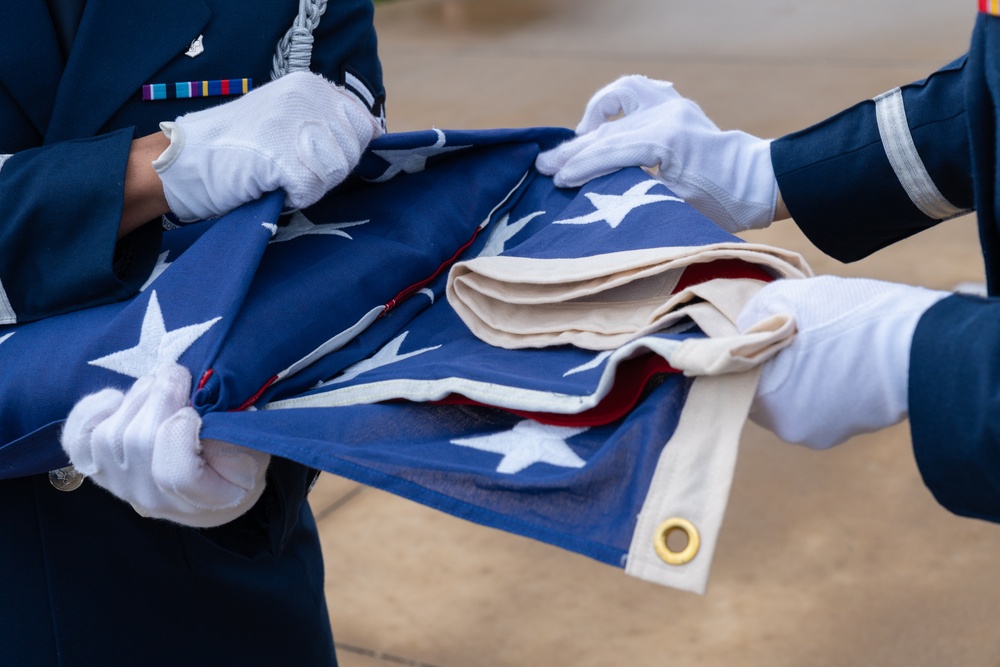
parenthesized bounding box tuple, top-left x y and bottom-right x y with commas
(737, 137, 778, 231)
(153, 121, 207, 223)
(152, 121, 184, 172)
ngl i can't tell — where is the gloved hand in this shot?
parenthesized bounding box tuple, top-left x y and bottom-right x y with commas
(736, 276, 949, 448)
(61, 363, 271, 527)
(154, 71, 382, 222)
(536, 75, 777, 233)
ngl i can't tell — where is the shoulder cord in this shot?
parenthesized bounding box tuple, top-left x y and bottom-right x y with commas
(271, 0, 330, 80)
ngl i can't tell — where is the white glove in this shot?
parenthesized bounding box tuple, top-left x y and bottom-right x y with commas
(536, 75, 777, 233)
(61, 363, 271, 527)
(736, 276, 949, 449)
(154, 71, 382, 222)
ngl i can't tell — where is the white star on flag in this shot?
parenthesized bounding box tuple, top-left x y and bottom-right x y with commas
(554, 180, 683, 229)
(140, 251, 172, 292)
(326, 331, 441, 385)
(271, 212, 369, 243)
(88, 291, 221, 379)
(0, 332, 12, 346)
(451, 420, 589, 474)
(370, 129, 471, 182)
(479, 211, 545, 258)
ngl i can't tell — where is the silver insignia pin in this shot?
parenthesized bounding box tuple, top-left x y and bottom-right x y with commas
(185, 35, 205, 58)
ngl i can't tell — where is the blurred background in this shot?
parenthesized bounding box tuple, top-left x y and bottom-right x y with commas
(310, 1, 999, 665)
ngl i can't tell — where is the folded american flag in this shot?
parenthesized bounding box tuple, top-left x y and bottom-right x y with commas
(0, 127, 808, 593)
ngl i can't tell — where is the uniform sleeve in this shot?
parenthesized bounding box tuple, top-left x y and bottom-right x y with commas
(909, 293, 1000, 523)
(0, 128, 161, 324)
(307, 0, 385, 124)
(771, 56, 974, 262)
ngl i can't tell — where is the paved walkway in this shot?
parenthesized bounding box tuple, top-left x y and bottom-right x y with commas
(311, 1, 999, 665)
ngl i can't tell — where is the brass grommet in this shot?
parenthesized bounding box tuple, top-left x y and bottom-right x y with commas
(653, 517, 700, 566)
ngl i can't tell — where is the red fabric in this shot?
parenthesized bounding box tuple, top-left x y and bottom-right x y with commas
(433, 354, 681, 427)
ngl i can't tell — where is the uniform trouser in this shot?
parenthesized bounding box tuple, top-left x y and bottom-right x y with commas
(0, 458, 337, 666)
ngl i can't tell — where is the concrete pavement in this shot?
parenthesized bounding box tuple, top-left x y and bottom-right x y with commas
(311, 1, 1000, 665)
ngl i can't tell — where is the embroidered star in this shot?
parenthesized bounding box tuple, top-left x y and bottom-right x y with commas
(140, 251, 172, 292)
(563, 350, 613, 377)
(327, 331, 441, 385)
(369, 129, 471, 182)
(451, 420, 588, 474)
(270, 212, 369, 243)
(554, 180, 683, 229)
(0, 276, 15, 325)
(479, 211, 545, 258)
(0, 332, 12, 346)
(88, 291, 221, 379)
(418, 288, 435, 303)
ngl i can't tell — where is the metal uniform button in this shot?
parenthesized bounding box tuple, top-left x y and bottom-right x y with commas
(48, 465, 85, 492)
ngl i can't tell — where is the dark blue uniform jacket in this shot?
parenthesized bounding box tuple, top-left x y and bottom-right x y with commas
(772, 13, 1000, 524)
(0, 0, 383, 323)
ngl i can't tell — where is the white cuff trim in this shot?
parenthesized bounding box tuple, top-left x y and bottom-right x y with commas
(874, 87, 968, 221)
(344, 71, 385, 131)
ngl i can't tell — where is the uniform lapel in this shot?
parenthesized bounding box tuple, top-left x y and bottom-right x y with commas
(46, 0, 211, 143)
(0, 1, 65, 137)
